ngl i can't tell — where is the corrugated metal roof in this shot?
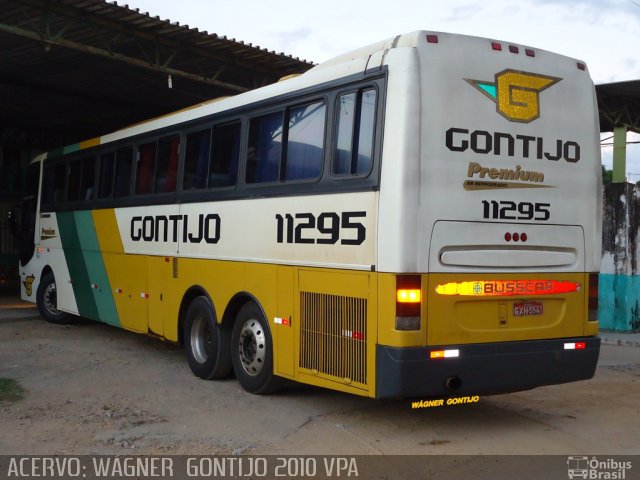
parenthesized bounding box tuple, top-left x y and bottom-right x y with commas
(596, 81, 640, 133)
(0, 0, 314, 151)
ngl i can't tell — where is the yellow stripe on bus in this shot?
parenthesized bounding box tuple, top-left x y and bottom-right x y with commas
(92, 209, 147, 333)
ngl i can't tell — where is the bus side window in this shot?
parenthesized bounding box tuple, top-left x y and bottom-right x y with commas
(43, 162, 66, 204)
(98, 152, 115, 199)
(284, 101, 325, 181)
(156, 135, 180, 193)
(210, 122, 240, 188)
(114, 147, 133, 198)
(246, 112, 283, 184)
(184, 129, 211, 190)
(80, 155, 96, 201)
(67, 159, 82, 202)
(136, 141, 156, 195)
(333, 88, 377, 177)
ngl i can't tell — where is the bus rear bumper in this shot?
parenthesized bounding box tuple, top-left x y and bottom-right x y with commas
(375, 337, 600, 399)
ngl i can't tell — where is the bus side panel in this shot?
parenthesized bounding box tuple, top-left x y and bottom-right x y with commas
(295, 268, 376, 397)
(56, 210, 120, 325)
(177, 258, 279, 342)
(93, 209, 148, 332)
(29, 213, 78, 315)
(147, 255, 175, 337)
(275, 265, 296, 378)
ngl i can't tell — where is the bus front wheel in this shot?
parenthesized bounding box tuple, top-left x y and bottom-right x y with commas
(184, 296, 232, 380)
(231, 302, 282, 395)
(36, 272, 70, 324)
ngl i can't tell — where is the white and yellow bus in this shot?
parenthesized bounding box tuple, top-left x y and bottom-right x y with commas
(18, 31, 602, 398)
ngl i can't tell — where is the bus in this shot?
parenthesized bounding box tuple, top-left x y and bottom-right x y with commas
(17, 31, 602, 398)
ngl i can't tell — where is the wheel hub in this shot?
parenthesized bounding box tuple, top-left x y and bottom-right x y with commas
(191, 314, 212, 364)
(43, 282, 59, 315)
(238, 319, 265, 376)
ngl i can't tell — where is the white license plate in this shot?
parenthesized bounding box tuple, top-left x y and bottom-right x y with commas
(513, 301, 543, 317)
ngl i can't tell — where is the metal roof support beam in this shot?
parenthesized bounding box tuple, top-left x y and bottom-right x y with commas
(17, 0, 300, 76)
(0, 21, 249, 93)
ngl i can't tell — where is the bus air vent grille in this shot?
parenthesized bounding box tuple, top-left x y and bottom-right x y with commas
(299, 292, 367, 386)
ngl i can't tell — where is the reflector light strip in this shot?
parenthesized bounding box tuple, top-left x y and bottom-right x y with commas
(430, 349, 460, 359)
(342, 330, 365, 341)
(564, 342, 586, 350)
(274, 317, 290, 326)
(435, 280, 580, 297)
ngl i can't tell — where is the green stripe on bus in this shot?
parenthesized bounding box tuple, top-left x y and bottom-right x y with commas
(57, 211, 99, 320)
(62, 143, 81, 155)
(57, 211, 120, 326)
(73, 211, 120, 327)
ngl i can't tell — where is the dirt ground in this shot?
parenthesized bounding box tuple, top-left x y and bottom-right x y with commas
(1, 299, 639, 457)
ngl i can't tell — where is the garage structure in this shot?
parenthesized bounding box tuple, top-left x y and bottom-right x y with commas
(0, 0, 313, 289)
(1, 0, 640, 304)
(596, 80, 640, 182)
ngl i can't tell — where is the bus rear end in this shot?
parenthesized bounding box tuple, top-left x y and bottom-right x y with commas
(376, 32, 601, 398)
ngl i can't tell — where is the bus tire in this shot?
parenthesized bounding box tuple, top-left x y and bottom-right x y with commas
(231, 302, 282, 395)
(36, 272, 70, 324)
(184, 296, 232, 380)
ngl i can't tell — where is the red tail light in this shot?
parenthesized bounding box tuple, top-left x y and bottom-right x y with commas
(588, 273, 599, 321)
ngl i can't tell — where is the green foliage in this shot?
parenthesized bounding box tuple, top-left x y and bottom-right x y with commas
(602, 165, 613, 184)
(0, 378, 26, 402)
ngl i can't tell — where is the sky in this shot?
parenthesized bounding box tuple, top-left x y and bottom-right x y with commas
(123, 0, 640, 176)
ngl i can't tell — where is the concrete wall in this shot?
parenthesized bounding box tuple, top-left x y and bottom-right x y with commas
(600, 182, 640, 332)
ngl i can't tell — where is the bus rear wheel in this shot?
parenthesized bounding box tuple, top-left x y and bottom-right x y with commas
(184, 296, 232, 380)
(231, 302, 282, 395)
(36, 272, 70, 324)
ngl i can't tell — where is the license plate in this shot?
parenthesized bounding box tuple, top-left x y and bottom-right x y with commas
(513, 301, 543, 317)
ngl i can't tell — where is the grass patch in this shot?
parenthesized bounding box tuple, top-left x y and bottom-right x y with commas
(0, 378, 26, 402)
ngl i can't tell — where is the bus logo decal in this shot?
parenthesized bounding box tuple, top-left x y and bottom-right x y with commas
(23, 274, 35, 297)
(41, 227, 57, 241)
(465, 70, 561, 123)
(436, 279, 580, 296)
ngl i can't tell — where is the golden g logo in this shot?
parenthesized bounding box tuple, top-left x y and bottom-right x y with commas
(23, 274, 35, 297)
(466, 70, 561, 123)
